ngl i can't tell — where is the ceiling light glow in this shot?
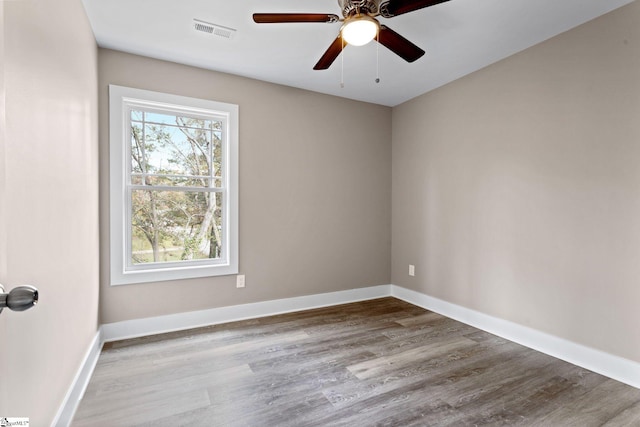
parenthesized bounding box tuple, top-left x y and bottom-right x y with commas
(341, 15, 378, 46)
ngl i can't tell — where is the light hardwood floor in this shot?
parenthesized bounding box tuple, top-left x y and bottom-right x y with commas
(72, 298, 640, 426)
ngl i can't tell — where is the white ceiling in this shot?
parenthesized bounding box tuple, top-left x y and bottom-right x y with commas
(81, 0, 634, 107)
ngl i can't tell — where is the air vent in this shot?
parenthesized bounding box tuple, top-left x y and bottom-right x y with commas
(193, 19, 236, 40)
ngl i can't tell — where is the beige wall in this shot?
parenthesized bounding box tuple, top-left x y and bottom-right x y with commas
(0, 0, 99, 424)
(98, 49, 392, 324)
(392, 1, 640, 363)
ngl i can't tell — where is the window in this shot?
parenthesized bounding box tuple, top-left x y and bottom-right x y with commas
(109, 85, 238, 285)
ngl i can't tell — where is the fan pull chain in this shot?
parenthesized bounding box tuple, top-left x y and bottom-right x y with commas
(341, 36, 345, 88)
(375, 28, 380, 84)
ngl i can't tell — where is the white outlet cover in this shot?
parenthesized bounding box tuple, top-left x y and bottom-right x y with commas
(236, 274, 245, 288)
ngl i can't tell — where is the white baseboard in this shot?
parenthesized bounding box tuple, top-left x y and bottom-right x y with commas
(56, 283, 640, 426)
(102, 285, 392, 342)
(52, 329, 104, 427)
(391, 284, 640, 390)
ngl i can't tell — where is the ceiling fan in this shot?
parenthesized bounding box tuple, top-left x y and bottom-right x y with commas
(253, 0, 450, 70)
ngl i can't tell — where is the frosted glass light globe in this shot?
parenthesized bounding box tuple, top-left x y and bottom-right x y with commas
(341, 16, 378, 46)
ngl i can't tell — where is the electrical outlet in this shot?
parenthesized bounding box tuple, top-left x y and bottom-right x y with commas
(409, 265, 415, 277)
(236, 274, 245, 288)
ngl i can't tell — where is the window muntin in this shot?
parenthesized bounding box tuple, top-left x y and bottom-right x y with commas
(110, 85, 238, 285)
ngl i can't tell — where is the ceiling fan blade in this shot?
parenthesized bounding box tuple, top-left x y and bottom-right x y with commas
(253, 13, 340, 24)
(376, 26, 425, 63)
(313, 35, 344, 70)
(380, 0, 450, 18)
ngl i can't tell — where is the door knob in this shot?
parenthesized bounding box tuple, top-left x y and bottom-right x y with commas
(0, 284, 39, 314)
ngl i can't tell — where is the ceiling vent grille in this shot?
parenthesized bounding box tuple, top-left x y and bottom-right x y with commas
(193, 19, 236, 39)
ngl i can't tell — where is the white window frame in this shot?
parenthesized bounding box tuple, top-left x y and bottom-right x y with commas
(109, 85, 239, 285)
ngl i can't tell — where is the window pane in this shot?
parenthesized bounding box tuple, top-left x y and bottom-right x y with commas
(131, 122, 144, 173)
(176, 116, 212, 131)
(144, 111, 212, 130)
(131, 189, 223, 265)
(131, 110, 144, 122)
(131, 123, 211, 177)
(212, 131, 222, 178)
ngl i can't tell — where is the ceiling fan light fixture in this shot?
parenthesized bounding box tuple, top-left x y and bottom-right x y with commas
(341, 15, 378, 46)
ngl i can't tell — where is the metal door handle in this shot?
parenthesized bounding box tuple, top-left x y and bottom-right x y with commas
(0, 284, 39, 314)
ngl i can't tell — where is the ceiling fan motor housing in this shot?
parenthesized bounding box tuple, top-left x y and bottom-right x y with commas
(339, 0, 379, 17)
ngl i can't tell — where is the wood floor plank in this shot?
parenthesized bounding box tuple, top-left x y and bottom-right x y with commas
(323, 334, 527, 410)
(533, 379, 640, 426)
(602, 401, 640, 426)
(346, 335, 477, 380)
(73, 389, 210, 427)
(72, 297, 640, 426)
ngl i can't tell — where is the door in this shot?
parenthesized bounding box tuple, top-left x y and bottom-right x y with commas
(0, 0, 100, 424)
